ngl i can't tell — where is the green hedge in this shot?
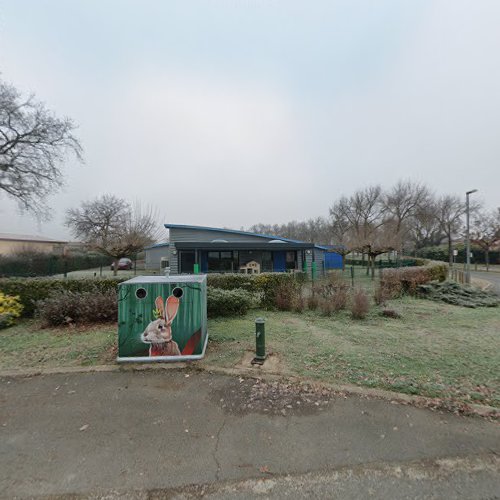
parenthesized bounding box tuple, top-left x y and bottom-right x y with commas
(207, 288, 253, 317)
(0, 253, 111, 277)
(416, 245, 500, 265)
(206, 274, 257, 292)
(207, 272, 305, 309)
(345, 258, 418, 268)
(380, 260, 448, 298)
(0, 272, 307, 319)
(0, 278, 125, 317)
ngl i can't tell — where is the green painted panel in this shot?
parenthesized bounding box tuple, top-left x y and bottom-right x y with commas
(118, 276, 207, 358)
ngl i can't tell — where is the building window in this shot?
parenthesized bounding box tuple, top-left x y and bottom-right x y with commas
(261, 251, 273, 272)
(207, 250, 238, 272)
(286, 251, 297, 270)
(180, 251, 195, 273)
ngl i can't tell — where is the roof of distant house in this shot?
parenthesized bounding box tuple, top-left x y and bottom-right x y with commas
(0, 233, 67, 244)
(163, 224, 329, 250)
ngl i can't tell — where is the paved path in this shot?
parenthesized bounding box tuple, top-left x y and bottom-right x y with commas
(1, 370, 499, 498)
(471, 270, 500, 294)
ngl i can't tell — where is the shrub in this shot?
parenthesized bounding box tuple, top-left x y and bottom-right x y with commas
(206, 272, 305, 309)
(313, 273, 349, 312)
(418, 281, 499, 308)
(36, 289, 118, 326)
(307, 295, 319, 310)
(318, 298, 335, 316)
(331, 286, 349, 311)
(0, 292, 24, 329)
(206, 274, 257, 292)
(426, 261, 448, 282)
(374, 285, 389, 306)
(379, 260, 447, 299)
(292, 296, 306, 313)
(274, 281, 303, 311)
(0, 278, 125, 317)
(207, 288, 253, 317)
(253, 273, 303, 309)
(350, 288, 370, 319)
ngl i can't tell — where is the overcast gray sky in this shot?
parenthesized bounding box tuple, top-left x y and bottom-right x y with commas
(0, 0, 499, 240)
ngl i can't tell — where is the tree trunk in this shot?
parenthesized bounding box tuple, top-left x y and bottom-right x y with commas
(371, 255, 376, 280)
(486, 249, 490, 271)
(448, 236, 453, 268)
(113, 259, 118, 277)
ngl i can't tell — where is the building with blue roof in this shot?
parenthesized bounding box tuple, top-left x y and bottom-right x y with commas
(145, 224, 342, 275)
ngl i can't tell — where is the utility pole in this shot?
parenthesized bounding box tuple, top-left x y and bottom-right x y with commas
(465, 189, 478, 284)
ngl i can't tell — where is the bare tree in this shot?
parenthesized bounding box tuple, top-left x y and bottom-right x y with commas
(383, 180, 431, 256)
(0, 79, 82, 216)
(470, 208, 500, 271)
(434, 195, 468, 267)
(328, 206, 351, 270)
(408, 200, 444, 252)
(65, 195, 162, 275)
(331, 186, 390, 278)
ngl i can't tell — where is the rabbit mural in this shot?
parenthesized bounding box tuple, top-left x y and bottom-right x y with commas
(117, 275, 207, 361)
(141, 295, 182, 356)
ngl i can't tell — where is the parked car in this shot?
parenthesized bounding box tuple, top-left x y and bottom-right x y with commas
(111, 258, 133, 270)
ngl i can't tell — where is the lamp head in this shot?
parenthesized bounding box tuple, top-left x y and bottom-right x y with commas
(466, 189, 478, 195)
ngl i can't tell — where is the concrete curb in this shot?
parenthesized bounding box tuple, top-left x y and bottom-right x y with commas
(31, 453, 500, 499)
(1, 361, 498, 418)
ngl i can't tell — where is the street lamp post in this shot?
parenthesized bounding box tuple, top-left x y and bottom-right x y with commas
(465, 189, 478, 285)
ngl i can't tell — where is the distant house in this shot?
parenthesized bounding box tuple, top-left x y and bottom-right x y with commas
(144, 224, 343, 275)
(0, 233, 67, 256)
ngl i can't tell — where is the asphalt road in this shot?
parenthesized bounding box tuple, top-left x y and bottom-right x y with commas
(471, 270, 500, 294)
(1, 370, 499, 499)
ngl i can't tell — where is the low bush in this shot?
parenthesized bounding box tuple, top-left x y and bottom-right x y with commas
(313, 273, 349, 312)
(253, 273, 304, 309)
(318, 298, 335, 316)
(379, 260, 448, 299)
(206, 274, 257, 292)
(350, 288, 370, 319)
(0, 278, 125, 318)
(0, 292, 24, 329)
(374, 285, 390, 306)
(207, 272, 305, 309)
(207, 288, 253, 317)
(274, 281, 303, 311)
(307, 295, 319, 310)
(418, 281, 499, 308)
(36, 289, 118, 326)
(345, 258, 418, 268)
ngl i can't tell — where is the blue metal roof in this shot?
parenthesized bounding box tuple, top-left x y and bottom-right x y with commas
(144, 242, 170, 250)
(164, 223, 327, 249)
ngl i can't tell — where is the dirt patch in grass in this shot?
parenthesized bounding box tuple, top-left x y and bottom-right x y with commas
(210, 377, 341, 416)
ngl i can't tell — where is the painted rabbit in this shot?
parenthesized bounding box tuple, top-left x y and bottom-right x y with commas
(141, 295, 181, 356)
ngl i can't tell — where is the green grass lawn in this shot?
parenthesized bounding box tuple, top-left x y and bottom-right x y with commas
(0, 323, 116, 369)
(1, 296, 499, 407)
(206, 298, 500, 407)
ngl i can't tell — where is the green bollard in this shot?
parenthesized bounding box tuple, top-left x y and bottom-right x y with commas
(193, 263, 200, 274)
(252, 317, 266, 365)
(311, 261, 317, 280)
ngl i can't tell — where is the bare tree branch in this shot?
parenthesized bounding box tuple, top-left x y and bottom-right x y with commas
(65, 195, 162, 275)
(0, 79, 83, 217)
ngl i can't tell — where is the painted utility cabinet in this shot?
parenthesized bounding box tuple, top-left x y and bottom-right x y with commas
(117, 275, 207, 362)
